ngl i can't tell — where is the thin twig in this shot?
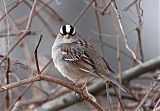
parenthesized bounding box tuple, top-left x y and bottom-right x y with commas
(25, 0, 37, 30)
(40, 59, 53, 73)
(116, 28, 123, 111)
(93, 0, 104, 56)
(123, 0, 138, 11)
(0, 1, 37, 110)
(72, 0, 94, 26)
(153, 97, 160, 111)
(135, 27, 144, 62)
(0, 0, 23, 21)
(111, 1, 142, 64)
(135, 0, 144, 62)
(111, 84, 125, 111)
(0, 32, 35, 38)
(8, 84, 32, 111)
(0, 31, 31, 65)
(1, 0, 10, 109)
(5, 58, 10, 110)
(101, 0, 114, 15)
(109, 3, 123, 110)
(136, 0, 143, 24)
(34, 34, 43, 74)
(135, 81, 158, 111)
(38, 0, 67, 24)
(24, 1, 56, 37)
(106, 83, 112, 111)
(0, 0, 37, 64)
(9, 58, 52, 111)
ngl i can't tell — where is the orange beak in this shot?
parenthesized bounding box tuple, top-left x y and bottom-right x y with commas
(64, 34, 70, 39)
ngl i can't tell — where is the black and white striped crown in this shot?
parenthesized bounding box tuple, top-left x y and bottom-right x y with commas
(60, 25, 76, 36)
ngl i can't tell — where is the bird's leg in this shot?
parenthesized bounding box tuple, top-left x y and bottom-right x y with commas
(69, 80, 79, 93)
(75, 82, 87, 100)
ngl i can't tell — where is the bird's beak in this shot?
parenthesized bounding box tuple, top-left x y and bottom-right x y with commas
(64, 34, 70, 39)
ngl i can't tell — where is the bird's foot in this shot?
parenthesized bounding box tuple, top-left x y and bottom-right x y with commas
(69, 80, 79, 92)
(74, 82, 87, 100)
(80, 82, 87, 91)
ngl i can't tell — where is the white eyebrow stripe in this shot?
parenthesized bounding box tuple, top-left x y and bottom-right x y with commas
(73, 28, 75, 34)
(66, 25, 71, 33)
(60, 26, 63, 34)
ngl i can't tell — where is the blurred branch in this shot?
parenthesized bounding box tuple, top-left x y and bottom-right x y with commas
(25, 0, 37, 30)
(38, 0, 67, 24)
(0, 0, 23, 21)
(72, 0, 94, 26)
(153, 97, 160, 111)
(0, 0, 37, 64)
(34, 56, 160, 110)
(0, 75, 105, 111)
(135, 0, 144, 62)
(24, 1, 56, 37)
(115, 21, 123, 111)
(0, 32, 36, 38)
(9, 58, 52, 111)
(1, 56, 160, 110)
(101, 0, 113, 15)
(8, 83, 32, 111)
(111, 1, 142, 65)
(135, 81, 158, 111)
(93, 0, 104, 57)
(123, 0, 138, 11)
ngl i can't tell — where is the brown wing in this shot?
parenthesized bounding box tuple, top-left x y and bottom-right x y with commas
(61, 40, 99, 77)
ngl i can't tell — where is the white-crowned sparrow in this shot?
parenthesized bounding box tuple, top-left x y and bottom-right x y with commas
(52, 24, 126, 92)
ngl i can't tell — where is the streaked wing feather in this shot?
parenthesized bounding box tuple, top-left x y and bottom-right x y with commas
(72, 52, 99, 77)
(61, 41, 98, 76)
(61, 43, 82, 61)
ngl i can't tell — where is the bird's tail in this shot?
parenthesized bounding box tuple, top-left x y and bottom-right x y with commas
(101, 74, 127, 93)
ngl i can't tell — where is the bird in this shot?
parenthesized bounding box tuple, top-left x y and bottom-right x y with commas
(52, 24, 126, 93)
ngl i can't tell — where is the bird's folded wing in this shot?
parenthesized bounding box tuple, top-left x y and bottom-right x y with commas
(61, 41, 99, 77)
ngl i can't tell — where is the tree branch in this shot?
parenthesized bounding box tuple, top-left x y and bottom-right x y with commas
(34, 56, 160, 111)
(0, 75, 105, 111)
(1, 56, 160, 110)
(0, 57, 160, 111)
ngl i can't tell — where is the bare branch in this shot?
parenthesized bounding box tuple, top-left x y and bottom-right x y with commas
(111, 1, 142, 64)
(72, 0, 94, 26)
(101, 0, 114, 15)
(123, 0, 138, 11)
(0, 0, 37, 64)
(135, 81, 158, 111)
(34, 34, 43, 74)
(37, 56, 160, 110)
(0, 0, 23, 21)
(1, 56, 160, 110)
(0, 75, 105, 111)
